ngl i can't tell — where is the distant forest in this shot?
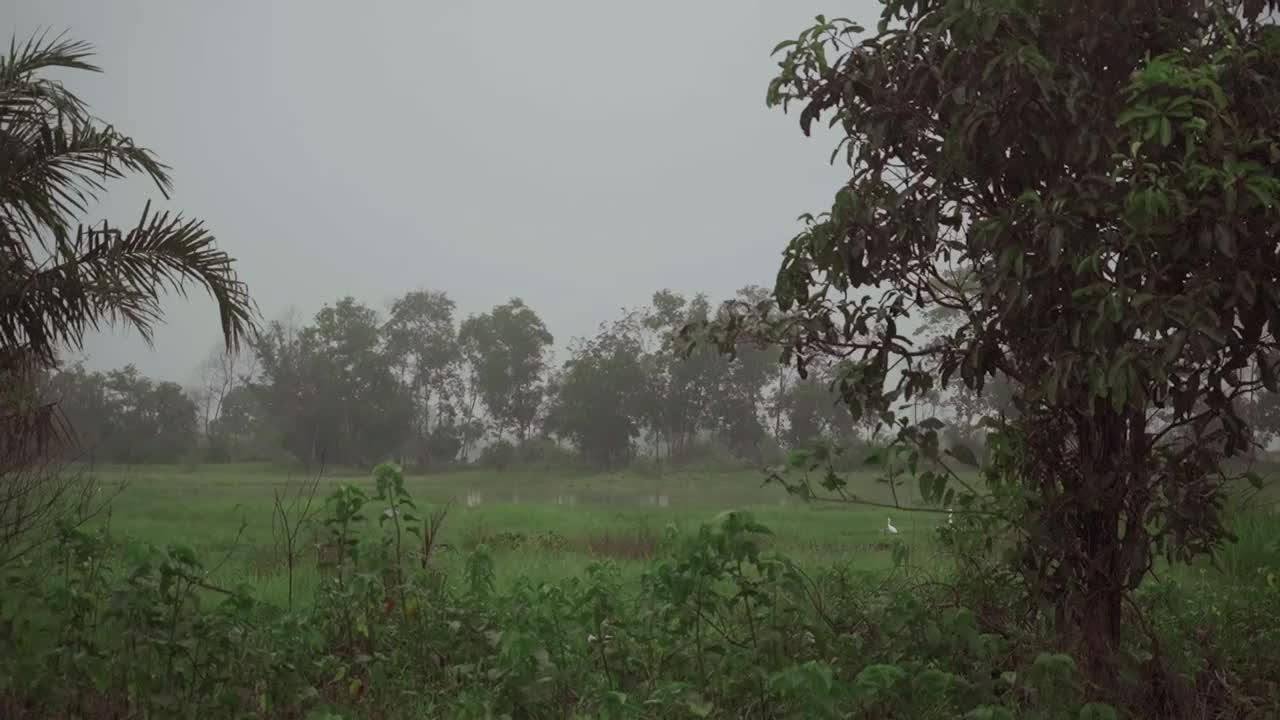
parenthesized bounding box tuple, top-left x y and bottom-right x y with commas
(45, 286, 1280, 471)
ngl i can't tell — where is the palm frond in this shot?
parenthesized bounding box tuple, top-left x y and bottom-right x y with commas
(0, 117, 172, 244)
(0, 31, 96, 126)
(0, 31, 252, 364)
(0, 203, 256, 364)
(1, 31, 99, 80)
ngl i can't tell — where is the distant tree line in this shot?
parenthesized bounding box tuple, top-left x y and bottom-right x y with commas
(48, 286, 1280, 470)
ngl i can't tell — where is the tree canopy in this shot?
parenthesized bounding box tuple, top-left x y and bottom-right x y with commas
(713, 0, 1280, 679)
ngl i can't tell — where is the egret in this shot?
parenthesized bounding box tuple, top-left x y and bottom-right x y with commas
(885, 517, 899, 534)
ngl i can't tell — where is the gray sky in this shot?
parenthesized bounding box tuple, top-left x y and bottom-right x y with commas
(11, 1, 875, 383)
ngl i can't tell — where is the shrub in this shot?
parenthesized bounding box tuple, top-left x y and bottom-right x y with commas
(2, 467, 1277, 718)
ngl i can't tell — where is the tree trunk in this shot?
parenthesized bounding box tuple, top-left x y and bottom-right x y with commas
(1062, 407, 1137, 689)
(1074, 508, 1124, 686)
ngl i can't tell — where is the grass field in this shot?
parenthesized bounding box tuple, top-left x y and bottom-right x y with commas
(9, 461, 1278, 718)
(87, 462, 955, 607)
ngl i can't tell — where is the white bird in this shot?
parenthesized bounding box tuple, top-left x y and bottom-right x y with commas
(885, 517, 899, 534)
(382, 508, 401, 521)
(947, 508, 954, 525)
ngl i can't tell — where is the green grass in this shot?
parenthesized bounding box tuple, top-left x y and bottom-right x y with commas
(86, 463, 951, 607)
(85, 461, 1280, 610)
(12, 462, 1280, 718)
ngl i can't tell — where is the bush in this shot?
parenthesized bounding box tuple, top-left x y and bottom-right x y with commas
(474, 438, 581, 473)
(3, 466, 1278, 718)
(515, 437, 581, 472)
(475, 440, 517, 470)
(667, 439, 753, 470)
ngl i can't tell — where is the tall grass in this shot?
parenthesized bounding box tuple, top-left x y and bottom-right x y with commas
(1219, 510, 1280, 583)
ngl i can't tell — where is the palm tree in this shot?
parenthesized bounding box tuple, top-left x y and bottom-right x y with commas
(0, 32, 255, 565)
(1, 32, 254, 364)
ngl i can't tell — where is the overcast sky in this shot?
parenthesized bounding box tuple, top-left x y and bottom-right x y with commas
(10, 1, 876, 384)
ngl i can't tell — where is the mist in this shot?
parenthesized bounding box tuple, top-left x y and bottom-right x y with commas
(10, 0, 868, 382)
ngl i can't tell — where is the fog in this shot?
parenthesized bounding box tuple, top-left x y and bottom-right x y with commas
(8, 0, 876, 382)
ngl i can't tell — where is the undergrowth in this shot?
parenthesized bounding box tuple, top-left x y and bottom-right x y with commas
(0, 464, 1276, 719)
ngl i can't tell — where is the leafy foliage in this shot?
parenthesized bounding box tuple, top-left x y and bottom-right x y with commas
(550, 318, 652, 469)
(253, 298, 414, 468)
(4, 465, 1277, 718)
(694, 0, 1280, 682)
(459, 298, 555, 443)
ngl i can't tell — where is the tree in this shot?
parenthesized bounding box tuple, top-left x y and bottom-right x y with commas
(0, 34, 253, 368)
(41, 362, 112, 458)
(0, 34, 253, 563)
(46, 364, 199, 463)
(642, 291, 720, 460)
(729, 1, 1280, 680)
(142, 381, 199, 462)
(250, 311, 316, 465)
(706, 286, 782, 462)
(301, 297, 412, 467)
(207, 384, 274, 462)
(253, 299, 412, 467)
(777, 363, 854, 450)
(459, 299, 553, 443)
(383, 290, 463, 468)
(552, 320, 651, 468)
(191, 343, 255, 439)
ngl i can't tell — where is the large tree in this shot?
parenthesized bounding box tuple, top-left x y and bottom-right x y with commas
(253, 299, 412, 467)
(776, 363, 855, 450)
(383, 290, 463, 468)
(707, 286, 782, 461)
(723, 0, 1280, 681)
(44, 364, 199, 463)
(552, 319, 651, 468)
(459, 298, 554, 443)
(643, 290, 734, 460)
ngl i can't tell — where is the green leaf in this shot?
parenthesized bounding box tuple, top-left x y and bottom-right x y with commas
(919, 472, 935, 503)
(1116, 104, 1156, 126)
(1159, 116, 1173, 146)
(924, 623, 942, 647)
(947, 445, 980, 468)
(786, 449, 812, 469)
(1215, 224, 1236, 258)
(1246, 472, 1266, 490)
(1108, 360, 1128, 412)
(1048, 226, 1064, 266)
(1245, 179, 1276, 208)
(1161, 331, 1186, 367)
